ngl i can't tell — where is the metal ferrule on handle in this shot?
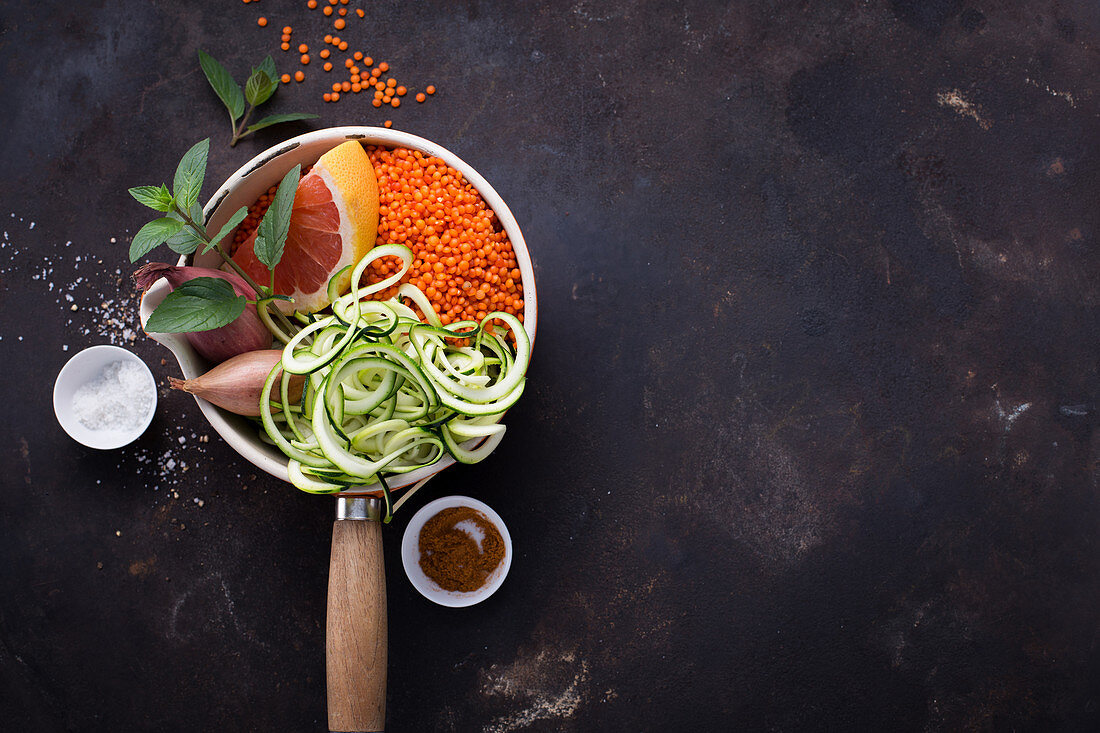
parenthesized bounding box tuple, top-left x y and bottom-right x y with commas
(336, 496, 382, 521)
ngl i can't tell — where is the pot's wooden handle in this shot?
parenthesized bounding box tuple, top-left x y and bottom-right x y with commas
(327, 510, 386, 732)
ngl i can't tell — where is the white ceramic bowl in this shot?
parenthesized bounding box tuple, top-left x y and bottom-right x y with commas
(400, 495, 513, 607)
(139, 127, 537, 494)
(53, 344, 158, 449)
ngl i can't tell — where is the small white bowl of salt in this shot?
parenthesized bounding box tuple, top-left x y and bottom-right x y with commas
(53, 345, 158, 450)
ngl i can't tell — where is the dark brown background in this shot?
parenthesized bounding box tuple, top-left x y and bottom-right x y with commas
(2, 0, 1098, 730)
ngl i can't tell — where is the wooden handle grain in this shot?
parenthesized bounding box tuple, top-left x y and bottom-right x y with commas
(327, 519, 387, 732)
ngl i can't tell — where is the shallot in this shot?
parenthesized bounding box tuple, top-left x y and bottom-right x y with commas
(168, 349, 304, 416)
(134, 262, 271, 364)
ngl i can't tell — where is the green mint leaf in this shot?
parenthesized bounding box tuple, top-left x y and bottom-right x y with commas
(128, 217, 184, 262)
(144, 277, 246, 333)
(165, 226, 206, 256)
(204, 206, 249, 253)
(258, 56, 278, 85)
(198, 49, 245, 122)
(173, 138, 209, 212)
(254, 164, 301, 270)
(245, 66, 278, 107)
(163, 203, 207, 254)
(245, 112, 319, 134)
(129, 185, 174, 212)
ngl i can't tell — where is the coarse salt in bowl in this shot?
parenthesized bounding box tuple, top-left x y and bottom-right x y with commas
(53, 345, 158, 450)
(400, 495, 513, 607)
(138, 127, 537, 495)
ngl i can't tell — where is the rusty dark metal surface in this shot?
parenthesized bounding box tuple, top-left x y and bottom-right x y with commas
(2, 0, 1098, 730)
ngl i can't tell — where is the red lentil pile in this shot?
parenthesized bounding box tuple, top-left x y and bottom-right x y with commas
(231, 147, 524, 327)
(364, 146, 524, 326)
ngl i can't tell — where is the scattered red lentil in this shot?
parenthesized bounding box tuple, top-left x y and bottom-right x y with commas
(383, 120, 392, 128)
(294, 70, 305, 82)
(256, 5, 435, 123)
(257, 16, 268, 27)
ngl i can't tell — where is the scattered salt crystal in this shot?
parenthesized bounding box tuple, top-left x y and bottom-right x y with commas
(71, 360, 154, 431)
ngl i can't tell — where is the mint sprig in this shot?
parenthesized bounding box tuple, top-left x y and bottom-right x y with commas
(197, 50, 318, 147)
(128, 138, 303, 336)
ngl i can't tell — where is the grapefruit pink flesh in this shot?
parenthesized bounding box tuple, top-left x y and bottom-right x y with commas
(233, 172, 343, 307)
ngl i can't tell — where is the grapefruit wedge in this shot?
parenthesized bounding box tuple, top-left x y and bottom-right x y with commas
(233, 141, 379, 314)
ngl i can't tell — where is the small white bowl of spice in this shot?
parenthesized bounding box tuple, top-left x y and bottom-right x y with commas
(401, 496, 513, 607)
(53, 344, 158, 450)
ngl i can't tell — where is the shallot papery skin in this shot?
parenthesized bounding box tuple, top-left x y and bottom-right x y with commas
(168, 349, 304, 416)
(134, 262, 271, 363)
